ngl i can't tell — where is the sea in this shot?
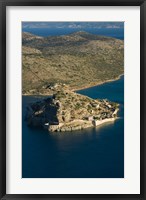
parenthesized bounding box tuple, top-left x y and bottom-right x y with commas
(22, 27, 124, 40)
(22, 27, 124, 178)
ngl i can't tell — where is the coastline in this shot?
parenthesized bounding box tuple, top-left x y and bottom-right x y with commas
(93, 117, 116, 127)
(24, 74, 121, 132)
(22, 73, 124, 96)
(48, 117, 116, 132)
(73, 73, 124, 92)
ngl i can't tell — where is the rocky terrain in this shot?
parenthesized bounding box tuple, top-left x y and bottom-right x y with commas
(22, 31, 124, 95)
(25, 85, 119, 132)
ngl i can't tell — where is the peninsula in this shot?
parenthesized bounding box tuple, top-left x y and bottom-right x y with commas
(22, 31, 124, 95)
(25, 84, 119, 132)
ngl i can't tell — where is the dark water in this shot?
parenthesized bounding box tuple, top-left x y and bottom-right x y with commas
(22, 76, 124, 178)
(22, 27, 124, 40)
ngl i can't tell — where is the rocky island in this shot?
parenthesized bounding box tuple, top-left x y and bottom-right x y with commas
(25, 84, 119, 132)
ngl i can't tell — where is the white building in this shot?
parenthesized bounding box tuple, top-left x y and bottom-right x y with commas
(88, 116, 94, 121)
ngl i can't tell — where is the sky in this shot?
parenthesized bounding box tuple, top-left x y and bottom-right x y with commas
(22, 22, 124, 29)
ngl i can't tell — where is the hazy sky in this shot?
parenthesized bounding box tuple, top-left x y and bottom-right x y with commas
(22, 22, 124, 29)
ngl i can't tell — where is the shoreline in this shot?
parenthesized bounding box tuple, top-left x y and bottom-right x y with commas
(93, 117, 116, 127)
(48, 117, 116, 132)
(22, 73, 124, 96)
(73, 73, 124, 92)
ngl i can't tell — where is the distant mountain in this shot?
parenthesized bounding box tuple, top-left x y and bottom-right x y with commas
(22, 31, 124, 95)
(22, 22, 124, 29)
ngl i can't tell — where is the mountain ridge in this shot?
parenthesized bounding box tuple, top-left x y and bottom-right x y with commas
(22, 22, 124, 29)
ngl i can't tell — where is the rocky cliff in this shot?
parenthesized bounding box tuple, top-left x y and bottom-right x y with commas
(25, 86, 119, 132)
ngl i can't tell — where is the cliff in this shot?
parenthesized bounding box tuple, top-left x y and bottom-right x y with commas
(25, 86, 119, 132)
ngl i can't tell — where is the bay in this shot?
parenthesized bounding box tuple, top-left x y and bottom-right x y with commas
(22, 76, 124, 178)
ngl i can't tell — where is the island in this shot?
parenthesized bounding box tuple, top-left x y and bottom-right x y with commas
(25, 84, 119, 132)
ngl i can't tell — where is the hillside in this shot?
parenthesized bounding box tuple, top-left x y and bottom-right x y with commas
(22, 31, 124, 95)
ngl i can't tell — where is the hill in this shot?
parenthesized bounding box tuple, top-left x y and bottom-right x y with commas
(22, 31, 124, 95)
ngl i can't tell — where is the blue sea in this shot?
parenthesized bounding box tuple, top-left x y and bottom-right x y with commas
(22, 76, 124, 178)
(22, 27, 124, 178)
(22, 27, 124, 40)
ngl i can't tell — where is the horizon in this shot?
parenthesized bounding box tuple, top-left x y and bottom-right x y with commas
(22, 22, 124, 29)
(22, 28, 124, 40)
